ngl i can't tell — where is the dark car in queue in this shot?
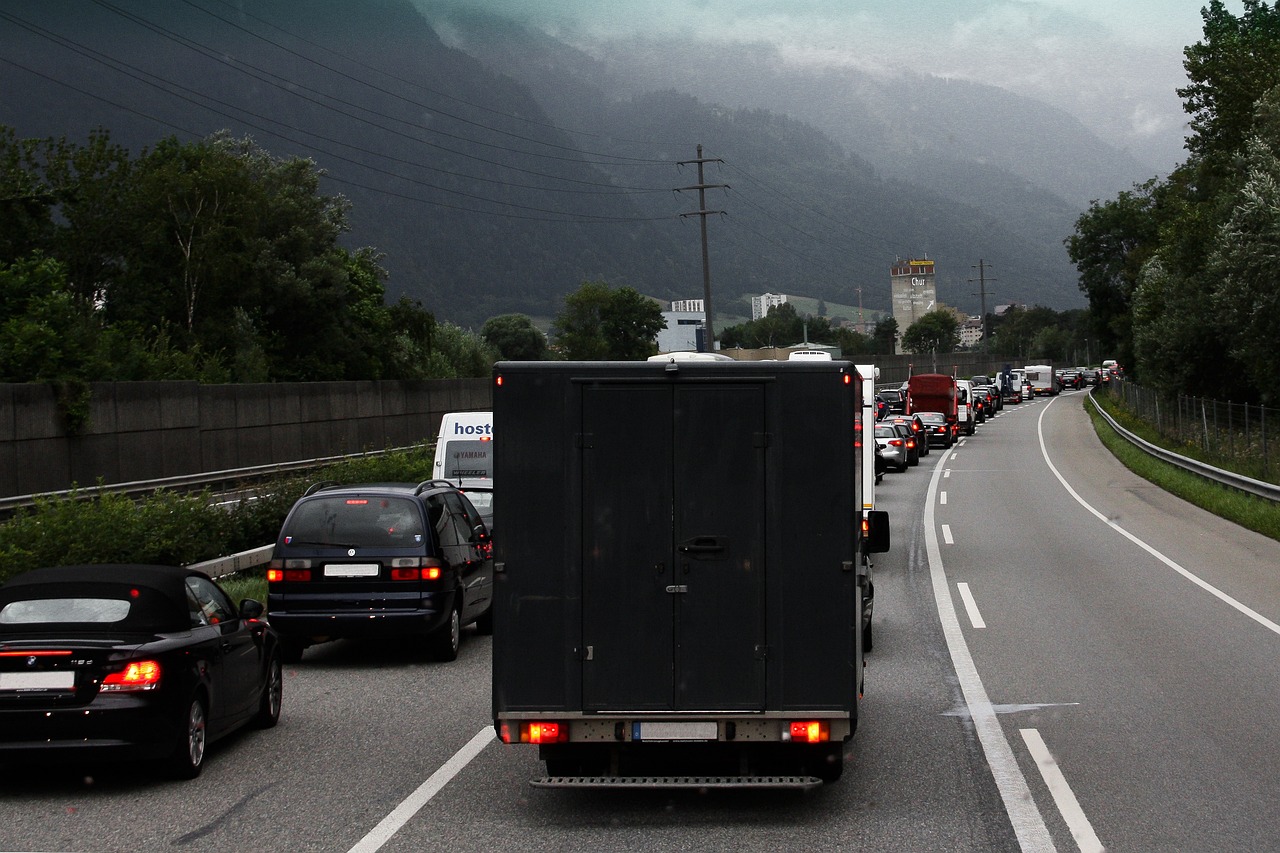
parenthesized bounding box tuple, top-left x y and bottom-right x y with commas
(890, 421, 919, 466)
(916, 410, 955, 449)
(885, 412, 929, 457)
(878, 387, 907, 414)
(874, 423, 909, 472)
(267, 481, 494, 664)
(0, 564, 282, 779)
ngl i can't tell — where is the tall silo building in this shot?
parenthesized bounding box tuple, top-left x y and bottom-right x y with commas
(890, 258, 937, 354)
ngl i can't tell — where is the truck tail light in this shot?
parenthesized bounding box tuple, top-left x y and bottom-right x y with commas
(786, 721, 830, 743)
(500, 721, 569, 744)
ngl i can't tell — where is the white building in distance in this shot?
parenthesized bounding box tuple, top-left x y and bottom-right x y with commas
(752, 293, 788, 320)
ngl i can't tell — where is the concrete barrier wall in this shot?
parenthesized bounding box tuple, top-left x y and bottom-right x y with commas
(0, 378, 492, 498)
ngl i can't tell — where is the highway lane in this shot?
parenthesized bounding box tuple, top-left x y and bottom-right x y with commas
(5, 387, 1278, 852)
(940, 389, 1280, 850)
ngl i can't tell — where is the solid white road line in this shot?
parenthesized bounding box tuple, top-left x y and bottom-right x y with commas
(1037, 399, 1280, 638)
(924, 454, 1055, 851)
(348, 727, 495, 853)
(1021, 728, 1104, 853)
(957, 582, 986, 628)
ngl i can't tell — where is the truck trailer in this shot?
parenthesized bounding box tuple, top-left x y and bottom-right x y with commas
(906, 373, 960, 441)
(491, 359, 889, 789)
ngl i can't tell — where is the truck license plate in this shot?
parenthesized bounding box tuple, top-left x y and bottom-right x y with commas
(633, 721, 718, 742)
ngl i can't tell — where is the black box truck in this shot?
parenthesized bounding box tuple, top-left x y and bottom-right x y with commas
(491, 358, 889, 788)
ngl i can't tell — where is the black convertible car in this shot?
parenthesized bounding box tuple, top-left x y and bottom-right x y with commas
(0, 564, 282, 779)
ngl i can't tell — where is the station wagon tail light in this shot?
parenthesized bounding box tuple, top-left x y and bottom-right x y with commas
(390, 558, 444, 581)
(268, 559, 313, 582)
(501, 721, 570, 744)
(102, 660, 161, 692)
(785, 721, 830, 743)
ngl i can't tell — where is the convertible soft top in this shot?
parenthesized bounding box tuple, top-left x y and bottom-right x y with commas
(0, 564, 210, 635)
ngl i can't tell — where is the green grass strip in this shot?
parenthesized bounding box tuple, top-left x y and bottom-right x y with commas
(1086, 394, 1280, 543)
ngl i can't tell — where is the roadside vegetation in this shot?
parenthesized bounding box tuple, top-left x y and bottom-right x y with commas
(0, 444, 436, 587)
(1087, 390, 1280, 543)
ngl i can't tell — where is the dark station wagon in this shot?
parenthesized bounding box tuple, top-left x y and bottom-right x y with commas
(267, 481, 494, 663)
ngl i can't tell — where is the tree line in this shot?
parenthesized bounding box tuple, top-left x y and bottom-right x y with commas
(1066, 0, 1280, 405)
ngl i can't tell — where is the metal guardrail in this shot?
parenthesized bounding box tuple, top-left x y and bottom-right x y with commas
(190, 545, 275, 579)
(0, 444, 425, 516)
(1087, 390, 1280, 503)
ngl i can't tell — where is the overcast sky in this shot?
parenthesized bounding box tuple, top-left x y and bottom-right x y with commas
(422, 0, 1240, 171)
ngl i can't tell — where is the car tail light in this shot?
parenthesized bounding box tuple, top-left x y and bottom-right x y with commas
(888, 438, 902, 447)
(390, 558, 444, 581)
(102, 660, 161, 692)
(785, 721, 830, 743)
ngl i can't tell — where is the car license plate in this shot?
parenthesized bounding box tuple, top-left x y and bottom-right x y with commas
(633, 721, 718, 742)
(0, 671, 75, 691)
(324, 563, 380, 577)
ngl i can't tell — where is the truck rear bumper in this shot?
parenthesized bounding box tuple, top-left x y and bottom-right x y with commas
(529, 774, 823, 790)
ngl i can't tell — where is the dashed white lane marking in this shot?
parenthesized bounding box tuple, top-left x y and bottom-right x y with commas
(1021, 728, 1104, 853)
(348, 727, 494, 853)
(940, 491, 948, 505)
(957, 582, 986, 628)
(941, 524, 954, 544)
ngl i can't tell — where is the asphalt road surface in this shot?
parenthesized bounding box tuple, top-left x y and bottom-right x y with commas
(4, 389, 1279, 852)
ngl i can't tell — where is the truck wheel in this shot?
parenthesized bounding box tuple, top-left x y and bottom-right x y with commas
(862, 619, 873, 653)
(428, 607, 461, 662)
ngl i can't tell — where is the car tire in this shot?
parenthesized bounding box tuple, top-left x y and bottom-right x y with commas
(252, 652, 283, 729)
(474, 604, 494, 636)
(897, 461, 908, 472)
(280, 638, 305, 665)
(166, 693, 208, 780)
(428, 606, 461, 662)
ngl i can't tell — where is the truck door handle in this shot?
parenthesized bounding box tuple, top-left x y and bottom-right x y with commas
(678, 536, 728, 556)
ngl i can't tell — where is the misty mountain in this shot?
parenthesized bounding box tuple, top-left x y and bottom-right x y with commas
(0, 0, 1145, 325)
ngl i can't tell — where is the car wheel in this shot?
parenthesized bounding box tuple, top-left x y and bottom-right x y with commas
(897, 461, 908, 472)
(280, 638, 305, 664)
(428, 606, 461, 662)
(252, 652, 283, 729)
(167, 693, 208, 780)
(474, 604, 494, 636)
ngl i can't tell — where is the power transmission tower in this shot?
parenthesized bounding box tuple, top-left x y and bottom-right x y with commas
(677, 145, 728, 352)
(969, 260, 997, 348)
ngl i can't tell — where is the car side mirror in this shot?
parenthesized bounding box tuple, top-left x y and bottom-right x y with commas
(239, 598, 265, 620)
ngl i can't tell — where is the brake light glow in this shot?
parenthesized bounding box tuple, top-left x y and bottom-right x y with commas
(102, 660, 161, 692)
(499, 721, 570, 744)
(345, 499, 369, 505)
(786, 721, 830, 743)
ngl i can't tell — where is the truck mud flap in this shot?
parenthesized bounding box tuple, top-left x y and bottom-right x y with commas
(530, 775, 823, 790)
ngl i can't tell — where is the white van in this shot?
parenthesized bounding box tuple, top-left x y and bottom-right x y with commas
(432, 411, 493, 480)
(954, 379, 976, 435)
(787, 350, 834, 361)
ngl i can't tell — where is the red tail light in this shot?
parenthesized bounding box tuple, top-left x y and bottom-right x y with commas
(390, 559, 444, 581)
(786, 721, 830, 743)
(102, 660, 161, 692)
(500, 721, 570, 744)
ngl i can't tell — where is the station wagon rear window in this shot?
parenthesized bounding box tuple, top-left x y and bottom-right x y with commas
(441, 441, 493, 478)
(284, 496, 426, 548)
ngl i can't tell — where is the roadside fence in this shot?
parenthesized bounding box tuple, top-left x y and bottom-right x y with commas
(1104, 380, 1277, 486)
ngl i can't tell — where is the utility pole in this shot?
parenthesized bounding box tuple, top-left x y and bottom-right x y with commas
(969, 259, 996, 349)
(677, 145, 727, 352)
(855, 286, 864, 334)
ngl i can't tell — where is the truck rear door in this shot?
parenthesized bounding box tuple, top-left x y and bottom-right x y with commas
(580, 381, 766, 712)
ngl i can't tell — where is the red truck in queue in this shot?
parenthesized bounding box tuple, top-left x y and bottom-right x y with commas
(906, 373, 960, 443)
(490, 358, 891, 789)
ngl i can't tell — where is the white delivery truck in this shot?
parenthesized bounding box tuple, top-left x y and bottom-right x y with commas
(432, 411, 493, 480)
(1024, 363, 1057, 396)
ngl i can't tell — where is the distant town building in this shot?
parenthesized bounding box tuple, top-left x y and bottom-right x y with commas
(890, 258, 937, 355)
(752, 293, 788, 320)
(959, 316, 985, 348)
(670, 299, 704, 313)
(657, 311, 705, 353)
